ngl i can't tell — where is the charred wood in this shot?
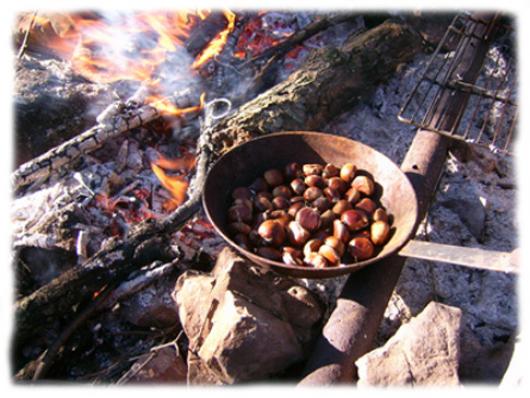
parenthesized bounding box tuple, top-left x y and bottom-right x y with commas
(211, 19, 423, 154)
(12, 85, 200, 191)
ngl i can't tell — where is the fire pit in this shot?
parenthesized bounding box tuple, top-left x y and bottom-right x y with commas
(11, 9, 518, 385)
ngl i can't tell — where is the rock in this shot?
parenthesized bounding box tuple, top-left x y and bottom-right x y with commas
(120, 274, 180, 328)
(197, 290, 303, 384)
(125, 346, 187, 383)
(356, 301, 462, 386)
(173, 271, 216, 339)
(173, 247, 324, 384)
(186, 351, 224, 385)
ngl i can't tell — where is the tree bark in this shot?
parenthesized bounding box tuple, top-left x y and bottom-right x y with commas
(211, 20, 422, 153)
(13, 19, 423, 345)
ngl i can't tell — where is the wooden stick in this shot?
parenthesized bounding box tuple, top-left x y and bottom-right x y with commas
(12, 87, 199, 190)
(25, 258, 181, 381)
(17, 11, 38, 59)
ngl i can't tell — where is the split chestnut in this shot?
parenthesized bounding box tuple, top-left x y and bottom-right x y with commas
(226, 161, 392, 268)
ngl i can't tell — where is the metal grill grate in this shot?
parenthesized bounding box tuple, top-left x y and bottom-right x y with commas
(398, 13, 517, 155)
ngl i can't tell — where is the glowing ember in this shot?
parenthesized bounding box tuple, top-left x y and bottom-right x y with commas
(191, 9, 236, 69)
(234, 15, 281, 59)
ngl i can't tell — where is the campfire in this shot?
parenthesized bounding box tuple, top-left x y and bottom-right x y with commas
(12, 10, 519, 386)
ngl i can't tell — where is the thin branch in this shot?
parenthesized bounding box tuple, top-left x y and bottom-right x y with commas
(17, 11, 38, 59)
(241, 13, 360, 69)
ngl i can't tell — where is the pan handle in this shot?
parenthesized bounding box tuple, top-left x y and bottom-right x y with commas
(398, 240, 518, 274)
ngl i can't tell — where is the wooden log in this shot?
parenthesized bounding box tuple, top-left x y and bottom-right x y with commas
(13, 19, 423, 346)
(12, 86, 201, 191)
(211, 19, 423, 154)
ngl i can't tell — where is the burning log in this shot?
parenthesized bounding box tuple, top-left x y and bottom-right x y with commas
(211, 19, 423, 153)
(13, 19, 423, 356)
(12, 86, 202, 191)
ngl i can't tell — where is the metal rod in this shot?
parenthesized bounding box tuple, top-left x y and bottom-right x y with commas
(398, 240, 517, 274)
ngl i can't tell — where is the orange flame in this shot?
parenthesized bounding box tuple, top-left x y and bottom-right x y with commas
(153, 152, 197, 171)
(191, 9, 236, 69)
(22, 11, 233, 118)
(151, 164, 189, 211)
(147, 92, 206, 116)
(151, 151, 197, 211)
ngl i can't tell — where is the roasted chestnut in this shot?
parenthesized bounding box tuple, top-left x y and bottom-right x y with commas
(303, 163, 324, 176)
(287, 221, 311, 246)
(272, 196, 290, 210)
(270, 210, 291, 229)
(272, 185, 292, 199)
(322, 163, 340, 178)
(332, 199, 352, 215)
(348, 236, 374, 261)
(356, 197, 377, 216)
(318, 244, 341, 265)
(340, 163, 356, 182)
(303, 238, 323, 258)
(324, 236, 345, 257)
(323, 187, 342, 203)
(257, 246, 282, 261)
(370, 220, 390, 245)
(290, 195, 305, 204)
(351, 175, 375, 196)
(228, 222, 252, 235)
(304, 175, 326, 188)
(320, 209, 336, 228)
(288, 201, 305, 218)
(303, 186, 323, 202)
(340, 209, 369, 231)
(345, 187, 361, 205)
(312, 196, 331, 212)
(285, 162, 303, 179)
(304, 252, 328, 268)
(373, 208, 388, 223)
(264, 169, 284, 187)
(282, 246, 303, 266)
(257, 219, 286, 246)
(290, 178, 306, 195)
(254, 195, 274, 212)
(327, 177, 348, 193)
(333, 219, 350, 243)
(232, 186, 252, 200)
(296, 207, 321, 231)
(228, 203, 253, 223)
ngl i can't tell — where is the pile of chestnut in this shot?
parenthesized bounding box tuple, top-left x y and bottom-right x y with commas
(226, 161, 391, 268)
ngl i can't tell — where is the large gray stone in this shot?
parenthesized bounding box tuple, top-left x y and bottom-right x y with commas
(356, 301, 462, 386)
(173, 247, 323, 384)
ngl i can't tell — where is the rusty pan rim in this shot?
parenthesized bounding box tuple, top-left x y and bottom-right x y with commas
(202, 131, 419, 278)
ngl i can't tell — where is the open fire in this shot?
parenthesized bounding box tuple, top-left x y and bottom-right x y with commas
(16, 10, 240, 219)
(12, 10, 517, 386)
